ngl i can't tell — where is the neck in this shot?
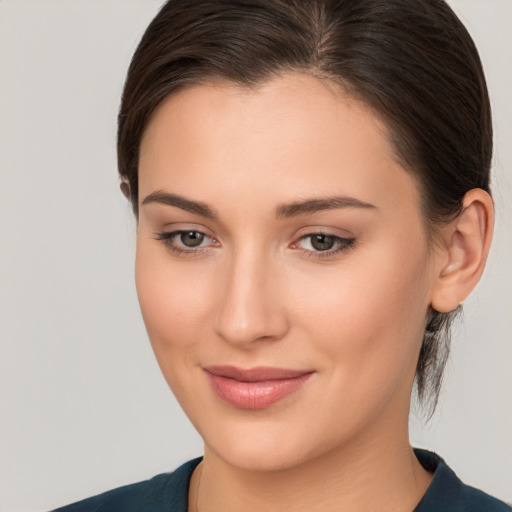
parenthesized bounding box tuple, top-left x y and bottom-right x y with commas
(189, 416, 432, 512)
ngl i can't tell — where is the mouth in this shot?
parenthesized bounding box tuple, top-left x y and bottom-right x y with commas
(203, 365, 315, 410)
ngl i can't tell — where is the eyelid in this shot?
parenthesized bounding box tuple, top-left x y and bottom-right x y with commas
(154, 226, 356, 259)
(290, 231, 357, 259)
(155, 229, 219, 255)
(291, 224, 355, 238)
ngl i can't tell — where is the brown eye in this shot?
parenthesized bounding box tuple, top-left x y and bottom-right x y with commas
(180, 231, 205, 247)
(293, 233, 356, 258)
(155, 230, 217, 255)
(310, 234, 336, 251)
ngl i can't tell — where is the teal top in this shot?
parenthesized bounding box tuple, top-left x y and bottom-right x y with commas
(51, 449, 510, 511)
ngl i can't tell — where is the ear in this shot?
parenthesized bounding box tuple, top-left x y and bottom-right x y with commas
(120, 179, 131, 199)
(430, 188, 494, 313)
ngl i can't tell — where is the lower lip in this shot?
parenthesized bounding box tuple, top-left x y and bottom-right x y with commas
(205, 372, 313, 410)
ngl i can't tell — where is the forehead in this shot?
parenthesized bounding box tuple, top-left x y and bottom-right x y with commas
(142, 73, 389, 154)
(138, 72, 421, 221)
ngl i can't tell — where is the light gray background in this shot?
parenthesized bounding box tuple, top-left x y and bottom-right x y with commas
(0, 1, 510, 511)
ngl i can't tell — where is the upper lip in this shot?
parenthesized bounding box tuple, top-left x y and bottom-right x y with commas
(203, 365, 313, 382)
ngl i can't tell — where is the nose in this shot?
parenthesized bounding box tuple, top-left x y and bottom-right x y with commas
(214, 247, 289, 348)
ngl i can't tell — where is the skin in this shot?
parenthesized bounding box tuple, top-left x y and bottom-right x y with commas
(135, 72, 493, 512)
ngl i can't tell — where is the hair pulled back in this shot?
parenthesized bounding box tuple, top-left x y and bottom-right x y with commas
(117, 0, 492, 414)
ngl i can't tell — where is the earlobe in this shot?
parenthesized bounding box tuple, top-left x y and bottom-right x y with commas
(431, 189, 494, 313)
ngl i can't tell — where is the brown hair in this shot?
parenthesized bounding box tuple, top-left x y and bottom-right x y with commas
(117, 0, 492, 414)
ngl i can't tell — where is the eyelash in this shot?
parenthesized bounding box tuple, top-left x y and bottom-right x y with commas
(155, 231, 216, 256)
(154, 230, 356, 259)
(294, 233, 356, 259)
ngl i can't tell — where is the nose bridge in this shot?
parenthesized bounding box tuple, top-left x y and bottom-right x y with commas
(214, 242, 287, 347)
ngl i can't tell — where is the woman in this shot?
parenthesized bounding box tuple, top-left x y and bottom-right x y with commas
(53, 0, 510, 510)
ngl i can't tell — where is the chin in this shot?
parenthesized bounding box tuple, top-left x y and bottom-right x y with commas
(212, 439, 313, 473)
(198, 412, 345, 473)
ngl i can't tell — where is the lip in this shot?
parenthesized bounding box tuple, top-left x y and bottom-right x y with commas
(203, 365, 314, 410)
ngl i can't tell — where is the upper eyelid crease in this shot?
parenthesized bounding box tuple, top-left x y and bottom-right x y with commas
(157, 231, 353, 257)
(141, 191, 376, 220)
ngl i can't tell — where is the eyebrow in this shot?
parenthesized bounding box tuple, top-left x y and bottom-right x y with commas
(275, 196, 377, 218)
(141, 191, 376, 219)
(142, 191, 217, 218)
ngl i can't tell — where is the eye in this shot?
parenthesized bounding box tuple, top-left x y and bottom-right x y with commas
(177, 231, 206, 247)
(155, 230, 217, 254)
(293, 233, 356, 258)
(306, 234, 337, 251)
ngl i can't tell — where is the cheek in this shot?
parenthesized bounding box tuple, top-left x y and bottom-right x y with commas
(292, 245, 430, 407)
(134, 243, 215, 372)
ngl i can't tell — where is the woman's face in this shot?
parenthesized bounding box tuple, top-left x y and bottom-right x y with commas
(136, 73, 437, 471)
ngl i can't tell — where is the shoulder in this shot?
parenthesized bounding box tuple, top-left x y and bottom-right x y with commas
(49, 457, 202, 512)
(414, 449, 511, 512)
(460, 487, 512, 512)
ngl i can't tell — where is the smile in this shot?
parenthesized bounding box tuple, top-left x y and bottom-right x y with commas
(203, 366, 315, 410)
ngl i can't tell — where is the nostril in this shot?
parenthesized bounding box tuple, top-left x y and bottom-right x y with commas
(214, 296, 289, 347)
